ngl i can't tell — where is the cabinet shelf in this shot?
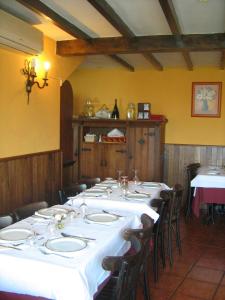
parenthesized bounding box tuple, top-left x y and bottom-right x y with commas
(83, 141, 126, 145)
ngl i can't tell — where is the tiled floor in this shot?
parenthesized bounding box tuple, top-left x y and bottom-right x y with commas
(138, 215, 225, 300)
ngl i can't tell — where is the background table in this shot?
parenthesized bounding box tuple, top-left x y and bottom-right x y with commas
(191, 167, 225, 217)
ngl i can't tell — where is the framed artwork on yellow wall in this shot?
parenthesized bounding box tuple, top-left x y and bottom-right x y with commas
(191, 82, 222, 117)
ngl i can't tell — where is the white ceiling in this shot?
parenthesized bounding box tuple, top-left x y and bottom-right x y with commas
(0, 0, 224, 70)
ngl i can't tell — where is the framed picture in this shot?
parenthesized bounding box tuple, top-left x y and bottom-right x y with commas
(191, 82, 222, 117)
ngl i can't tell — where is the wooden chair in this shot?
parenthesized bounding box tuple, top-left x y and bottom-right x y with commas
(0, 214, 15, 229)
(185, 163, 200, 218)
(151, 198, 169, 282)
(14, 201, 48, 221)
(58, 184, 87, 205)
(123, 214, 154, 300)
(95, 235, 143, 300)
(78, 177, 101, 188)
(161, 184, 184, 267)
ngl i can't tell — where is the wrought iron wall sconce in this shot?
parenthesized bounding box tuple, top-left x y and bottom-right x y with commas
(22, 58, 50, 104)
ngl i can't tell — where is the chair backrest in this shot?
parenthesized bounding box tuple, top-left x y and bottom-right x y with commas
(123, 214, 154, 261)
(58, 184, 87, 204)
(186, 163, 200, 199)
(151, 197, 169, 236)
(187, 163, 200, 182)
(78, 177, 101, 188)
(14, 201, 48, 221)
(0, 214, 15, 229)
(101, 235, 142, 300)
(161, 184, 183, 223)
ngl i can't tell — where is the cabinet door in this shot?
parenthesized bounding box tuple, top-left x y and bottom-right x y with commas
(103, 144, 127, 179)
(79, 144, 102, 178)
(128, 126, 161, 181)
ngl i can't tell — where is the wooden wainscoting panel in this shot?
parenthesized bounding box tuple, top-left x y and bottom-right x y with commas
(0, 150, 62, 214)
(163, 144, 225, 199)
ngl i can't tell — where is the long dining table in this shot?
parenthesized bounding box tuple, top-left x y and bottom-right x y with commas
(0, 180, 167, 300)
(191, 166, 225, 217)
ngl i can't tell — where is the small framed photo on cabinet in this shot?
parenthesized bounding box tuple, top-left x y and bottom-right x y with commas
(191, 82, 222, 117)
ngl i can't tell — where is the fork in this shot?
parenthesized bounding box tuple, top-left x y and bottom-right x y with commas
(38, 248, 73, 259)
(102, 210, 124, 218)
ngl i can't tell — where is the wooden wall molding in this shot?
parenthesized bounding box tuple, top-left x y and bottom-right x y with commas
(0, 150, 62, 214)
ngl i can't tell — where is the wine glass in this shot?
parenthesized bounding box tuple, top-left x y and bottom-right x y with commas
(120, 175, 129, 197)
(132, 169, 140, 185)
(79, 193, 88, 218)
(117, 170, 123, 186)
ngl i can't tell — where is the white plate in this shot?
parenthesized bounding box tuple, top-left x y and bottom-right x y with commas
(85, 189, 105, 193)
(207, 171, 220, 175)
(35, 207, 69, 218)
(96, 183, 113, 187)
(0, 228, 33, 242)
(126, 193, 149, 199)
(86, 213, 118, 223)
(45, 237, 86, 253)
(141, 182, 161, 187)
(83, 190, 106, 197)
(103, 180, 117, 184)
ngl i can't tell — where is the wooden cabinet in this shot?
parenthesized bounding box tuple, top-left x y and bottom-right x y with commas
(73, 118, 167, 181)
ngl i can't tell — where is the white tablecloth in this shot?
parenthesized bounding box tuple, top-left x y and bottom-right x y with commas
(0, 181, 168, 300)
(0, 212, 140, 300)
(69, 182, 168, 223)
(191, 167, 225, 188)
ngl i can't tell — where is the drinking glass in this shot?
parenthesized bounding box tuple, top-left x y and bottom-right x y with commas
(120, 175, 129, 197)
(117, 170, 123, 187)
(132, 169, 140, 185)
(79, 193, 88, 218)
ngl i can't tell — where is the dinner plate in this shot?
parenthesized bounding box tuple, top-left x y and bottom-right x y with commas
(86, 213, 118, 223)
(84, 189, 106, 193)
(103, 180, 117, 184)
(83, 190, 106, 197)
(0, 228, 34, 242)
(126, 193, 149, 200)
(207, 171, 220, 175)
(141, 182, 161, 187)
(45, 237, 86, 253)
(35, 207, 69, 218)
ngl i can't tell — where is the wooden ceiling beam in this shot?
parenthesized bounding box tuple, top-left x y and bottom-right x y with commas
(159, 0, 193, 70)
(109, 55, 134, 72)
(87, 0, 163, 70)
(16, 0, 89, 39)
(142, 53, 163, 71)
(87, 0, 135, 37)
(16, 0, 134, 72)
(56, 33, 225, 56)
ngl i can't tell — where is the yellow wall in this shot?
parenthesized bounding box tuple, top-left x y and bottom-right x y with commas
(69, 68, 225, 145)
(0, 36, 83, 158)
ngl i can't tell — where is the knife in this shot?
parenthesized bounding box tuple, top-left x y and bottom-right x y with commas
(0, 244, 22, 250)
(61, 233, 96, 241)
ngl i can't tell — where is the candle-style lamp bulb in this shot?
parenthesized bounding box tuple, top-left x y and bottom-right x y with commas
(44, 61, 50, 79)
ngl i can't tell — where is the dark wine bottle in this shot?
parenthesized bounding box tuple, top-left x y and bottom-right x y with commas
(111, 99, 120, 119)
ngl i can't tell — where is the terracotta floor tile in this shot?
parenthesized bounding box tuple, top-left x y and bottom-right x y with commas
(196, 257, 225, 271)
(171, 292, 207, 300)
(213, 286, 225, 300)
(150, 273, 183, 292)
(177, 278, 217, 299)
(221, 275, 225, 286)
(149, 288, 172, 300)
(164, 261, 193, 277)
(187, 266, 224, 284)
